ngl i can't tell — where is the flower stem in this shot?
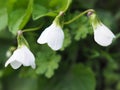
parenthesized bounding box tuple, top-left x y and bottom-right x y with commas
(22, 25, 43, 33)
(17, 32, 29, 48)
(115, 32, 120, 39)
(63, 0, 72, 12)
(64, 9, 95, 25)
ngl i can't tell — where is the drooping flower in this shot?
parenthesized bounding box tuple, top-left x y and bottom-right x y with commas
(94, 23, 115, 46)
(5, 30, 36, 69)
(5, 45, 36, 69)
(87, 11, 115, 46)
(37, 12, 64, 50)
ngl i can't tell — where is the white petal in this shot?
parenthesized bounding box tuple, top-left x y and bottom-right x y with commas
(22, 46, 36, 69)
(47, 26, 64, 50)
(10, 60, 22, 69)
(94, 24, 115, 46)
(37, 24, 55, 44)
(37, 23, 64, 50)
(16, 46, 36, 69)
(5, 55, 16, 67)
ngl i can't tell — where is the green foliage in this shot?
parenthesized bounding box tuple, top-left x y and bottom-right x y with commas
(74, 0, 97, 9)
(8, 0, 33, 35)
(36, 46, 61, 78)
(52, 64, 96, 90)
(32, 0, 72, 20)
(68, 15, 93, 41)
(61, 29, 72, 50)
(0, 40, 13, 62)
(4, 76, 38, 90)
(0, 8, 8, 31)
(0, 0, 7, 31)
(0, 0, 120, 90)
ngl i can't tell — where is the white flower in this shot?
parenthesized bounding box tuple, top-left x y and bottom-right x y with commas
(5, 45, 36, 69)
(94, 24, 115, 46)
(37, 22, 64, 50)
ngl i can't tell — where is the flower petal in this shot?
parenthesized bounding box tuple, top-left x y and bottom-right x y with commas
(94, 24, 115, 46)
(10, 60, 22, 69)
(22, 46, 36, 69)
(16, 46, 36, 69)
(5, 54, 16, 67)
(37, 24, 54, 44)
(47, 27, 64, 50)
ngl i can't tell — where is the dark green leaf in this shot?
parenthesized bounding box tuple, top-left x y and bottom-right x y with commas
(5, 76, 38, 90)
(53, 64, 96, 90)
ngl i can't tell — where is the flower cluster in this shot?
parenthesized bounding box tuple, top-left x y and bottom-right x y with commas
(5, 10, 116, 69)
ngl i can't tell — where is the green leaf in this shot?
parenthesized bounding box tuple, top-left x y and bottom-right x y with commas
(8, 0, 33, 35)
(74, 24, 93, 41)
(32, 4, 56, 20)
(4, 76, 38, 90)
(0, 80, 2, 90)
(32, 0, 72, 20)
(97, 10, 116, 29)
(0, 29, 14, 39)
(0, 8, 8, 31)
(0, 39, 13, 62)
(36, 46, 61, 78)
(0, 0, 8, 31)
(61, 29, 72, 50)
(53, 64, 96, 90)
(68, 14, 93, 41)
(75, 0, 97, 9)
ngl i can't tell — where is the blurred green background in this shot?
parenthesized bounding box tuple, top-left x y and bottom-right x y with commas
(0, 0, 120, 90)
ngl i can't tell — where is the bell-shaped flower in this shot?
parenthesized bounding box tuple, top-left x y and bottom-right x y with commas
(87, 11, 115, 46)
(37, 21, 64, 51)
(94, 23, 115, 46)
(37, 12, 64, 51)
(5, 45, 36, 69)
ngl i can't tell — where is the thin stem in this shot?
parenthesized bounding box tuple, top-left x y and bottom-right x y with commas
(22, 27, 40, 33)
(17, 33, 29, 48)
(63, 0, 72, 12)
(115, 32, 120, 39)
(22, 25, 43, 33)
(112, 32, 120, 44)
(64, 9, 95, 25)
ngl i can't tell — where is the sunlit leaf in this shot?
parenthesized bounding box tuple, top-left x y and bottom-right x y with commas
(0, 0, 8, 31)
(8, 0, 33, 35)
(32, 0, 72, 20)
